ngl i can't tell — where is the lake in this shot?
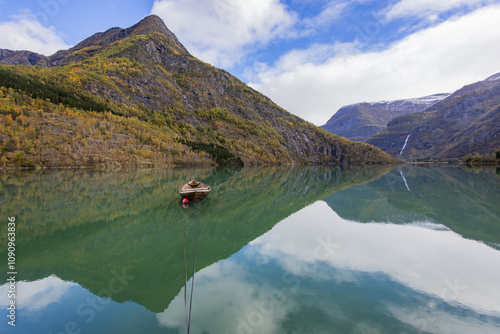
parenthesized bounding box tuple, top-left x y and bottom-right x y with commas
(1, 165, 500, 334)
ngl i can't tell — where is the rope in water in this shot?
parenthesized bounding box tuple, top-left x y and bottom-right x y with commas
(183, 208, 189, 331)
(183, 202, 201, 334)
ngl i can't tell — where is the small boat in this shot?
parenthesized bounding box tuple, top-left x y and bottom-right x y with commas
(179, 180, 211, 202)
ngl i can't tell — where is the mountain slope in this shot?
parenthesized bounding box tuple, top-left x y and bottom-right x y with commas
(320, 94, 449, 142)
(367, 73, 500, 159)
(0, 15, 394, 167)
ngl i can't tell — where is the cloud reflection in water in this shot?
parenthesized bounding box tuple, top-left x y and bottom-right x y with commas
(157, 201, 500, 333)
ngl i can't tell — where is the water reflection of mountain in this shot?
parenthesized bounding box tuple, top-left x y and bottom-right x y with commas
(0, 165, 390, 312)
(324, 165, 500, 245)
(323, 185, 431, 224)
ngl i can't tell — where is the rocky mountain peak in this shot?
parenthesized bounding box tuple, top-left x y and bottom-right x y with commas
(69, 14, 187, 54)
(37, 14, 189, 67)
(127, 15, 190, 54)
(130, 15, 173, 37)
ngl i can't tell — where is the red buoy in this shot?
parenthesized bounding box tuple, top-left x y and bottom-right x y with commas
(182, 198, 189, 204)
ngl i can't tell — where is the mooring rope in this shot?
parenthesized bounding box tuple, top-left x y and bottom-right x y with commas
(183, 206, 189, 331)
(183, 201, 201, 334)
(187, 203, 201, 334)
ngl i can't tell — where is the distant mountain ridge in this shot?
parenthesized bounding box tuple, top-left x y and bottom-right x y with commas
(321, 93, 449, 142)
(0, 15, 394, 167)
(367, 73, 500, 159)
(0, 49, 46, 65)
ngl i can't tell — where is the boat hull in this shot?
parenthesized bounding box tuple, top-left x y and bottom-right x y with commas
(179, 188, 211, 202)
(179, 180, 211, 202)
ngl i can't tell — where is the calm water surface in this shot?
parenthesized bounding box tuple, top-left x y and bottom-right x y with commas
(1, 165, 500, 334)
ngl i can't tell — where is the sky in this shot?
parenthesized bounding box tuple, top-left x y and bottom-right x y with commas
(1, 0, 500, 125)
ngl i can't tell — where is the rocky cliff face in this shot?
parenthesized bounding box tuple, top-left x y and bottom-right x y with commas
(321, 94, 449, 142)
(367, 74, 500, 159)
(0, 15, 394, 166)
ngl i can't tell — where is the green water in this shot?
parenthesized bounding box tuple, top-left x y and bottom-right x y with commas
(1, 165, 499, 334)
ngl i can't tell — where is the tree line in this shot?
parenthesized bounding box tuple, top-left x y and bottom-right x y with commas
(0, 66, 112, 114)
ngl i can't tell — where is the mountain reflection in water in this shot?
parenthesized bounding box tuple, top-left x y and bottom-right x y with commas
(0, 165, 499, 334)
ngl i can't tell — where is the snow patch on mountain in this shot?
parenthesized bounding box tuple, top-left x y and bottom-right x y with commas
(367, 93, 450, 108)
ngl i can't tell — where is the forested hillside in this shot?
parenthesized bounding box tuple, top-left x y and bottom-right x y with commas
(0, 15, 394, 167)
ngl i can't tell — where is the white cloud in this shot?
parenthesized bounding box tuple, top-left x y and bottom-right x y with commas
(0, 11, 70, 55)
(301, 1, 348, 29)
(384, 0, 495, 20)
(151, 0, 297, 68)
(156, 260, 297, 334)
(0, 275, 77, 311)
(249, 4, 500, 125)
